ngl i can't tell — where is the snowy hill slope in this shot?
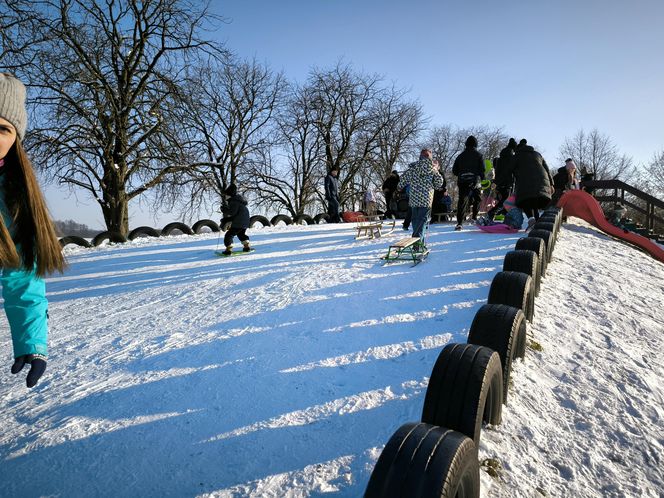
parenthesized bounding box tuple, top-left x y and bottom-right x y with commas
(0, 219, 662, 497)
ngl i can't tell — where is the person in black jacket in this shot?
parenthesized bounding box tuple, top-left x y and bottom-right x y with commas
(382, 170, 400, 218)
(452, 135, 485, 229)
(221, 183, 251, 255)
(502, 141, 554, 223)
(324, 166, 341, 223)
(488, 138, 517, 220)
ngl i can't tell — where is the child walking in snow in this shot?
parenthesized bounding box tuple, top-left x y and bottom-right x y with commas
(220, 183, 251, 255)
(0, 73, 66, 388)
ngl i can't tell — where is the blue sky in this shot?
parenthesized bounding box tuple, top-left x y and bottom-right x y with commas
(45, 0, 664, 228)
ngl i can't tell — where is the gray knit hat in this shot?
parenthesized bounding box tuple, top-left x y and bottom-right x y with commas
(0, 73, 27, 140)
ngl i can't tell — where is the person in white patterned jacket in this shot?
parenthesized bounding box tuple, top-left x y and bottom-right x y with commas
(397, 149, 444, 239)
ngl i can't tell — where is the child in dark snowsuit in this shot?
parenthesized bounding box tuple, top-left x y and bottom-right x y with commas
(221, 183, 251, 255)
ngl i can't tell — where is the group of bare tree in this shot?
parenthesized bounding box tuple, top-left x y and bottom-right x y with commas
(2, 1, 660, 237)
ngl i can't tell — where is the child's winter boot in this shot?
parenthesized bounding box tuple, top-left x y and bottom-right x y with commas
(222, 246, 232, 256)
(242, 241, 252, 252)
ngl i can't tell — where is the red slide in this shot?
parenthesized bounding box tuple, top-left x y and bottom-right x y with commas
(557, 190, 664, 264)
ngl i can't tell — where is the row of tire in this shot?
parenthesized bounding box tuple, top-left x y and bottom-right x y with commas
(364, 207, 563, 497)
(57, 213, 332, 249)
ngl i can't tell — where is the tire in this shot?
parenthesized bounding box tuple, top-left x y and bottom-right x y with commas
(92, 231, 127, 246)
(58, 235, 92, 249)
(248, 215, 271, 228)
(528, 229, 554, 263)
(364, 422, 480, 498)
(127, 226, 161, 241)
(487, 271, 533, 323)
(192, 219, 220, 233)
(467, 304, 527, 402)
(421, 343, 503, 446)
(314, 213, 330, 224)
(270, 214, 293, 226)
(161, 222, 194, 236)
(515, 236, 547, 278)
(293, 214, 315, 225)
(503, 249, 540, 297)
(532, 222, 557, 251)
(537, 214, 559, 233)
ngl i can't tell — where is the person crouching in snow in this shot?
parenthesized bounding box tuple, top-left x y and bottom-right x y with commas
(0, 73, 66, 388)
(220, 183, 251, 255)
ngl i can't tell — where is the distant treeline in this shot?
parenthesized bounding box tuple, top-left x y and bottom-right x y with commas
(53, 220, 98, 238)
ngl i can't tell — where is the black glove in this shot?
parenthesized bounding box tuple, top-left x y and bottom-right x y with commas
(11, 354, 47, 388)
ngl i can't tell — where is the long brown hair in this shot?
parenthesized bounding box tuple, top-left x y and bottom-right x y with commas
(0, 138, 65, 276)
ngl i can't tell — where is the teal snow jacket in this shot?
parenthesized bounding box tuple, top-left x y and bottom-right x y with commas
(0, 172, 49, 358)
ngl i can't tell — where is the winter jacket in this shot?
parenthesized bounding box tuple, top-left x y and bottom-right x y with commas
(381, 173, 399, 193)
(494, 145, 516, 188)
(397, 158, 444, 208)
(222, 194, 250, 229)
(452, 148, 485, 187)
(503, 145, 554, 203)
(552, 166, 568, 190)
(0, 172, 49, 358)
(324, 173, 339, 202)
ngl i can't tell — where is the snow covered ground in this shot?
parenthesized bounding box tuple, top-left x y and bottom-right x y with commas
(0, 218, 662, 497)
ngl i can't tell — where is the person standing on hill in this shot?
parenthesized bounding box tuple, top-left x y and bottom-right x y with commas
(397, 149, 444, 239)
(324, 166, 341, 223)
(0, 73, 66, 388)
(488, 138, 517, 220)
(220, 183, 251, 255)
(381, 170, 400, 218)
(452, 135, 485, 230)
(502, 140, 554, 224)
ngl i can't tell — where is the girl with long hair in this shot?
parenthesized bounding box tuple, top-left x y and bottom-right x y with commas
(0, 73, 65, 388)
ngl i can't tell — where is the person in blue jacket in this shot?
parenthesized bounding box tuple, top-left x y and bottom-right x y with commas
(0, 73, 65, 388)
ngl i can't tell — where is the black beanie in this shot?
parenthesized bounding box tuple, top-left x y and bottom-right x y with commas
(519, 138, 527, 146)
(224, 183, 237, 196)
(508, 138, 517, 148)
(465, 135, 478, 148)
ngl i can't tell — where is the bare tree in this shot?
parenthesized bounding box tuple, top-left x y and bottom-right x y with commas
(162, 56, 286, 217)
(559, 129, 636, 181)
(643, 150, 664, 197)
(1, 0, 225, 236)
(247, 84, 324, 217)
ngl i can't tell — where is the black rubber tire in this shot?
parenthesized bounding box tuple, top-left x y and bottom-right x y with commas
(127, 226, 161, 241)
(59, 235, 92, 249)
(248, 215, 271, 228)
(503, 249, 540, 297)
(92, 231, 127, 246)
(528, 229, 554, 263)
(515, 236, 547, 278)
(467, 304, 527, 402)
(314, 213, 330, 224)
(270, 214, 293, 226)
(532, 220, 556, 234)
(161, 222, 194, 236)
(537, 215, 560, 233)
(487, 271, 533, 323)
(192, 219, 220, 233)
(293, 214, 315, 225)
(364, 422, 480, 498)
(421, 343, 503, 446)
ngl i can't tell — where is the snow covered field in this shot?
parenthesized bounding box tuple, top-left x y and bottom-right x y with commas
(0, 219, 662, 497)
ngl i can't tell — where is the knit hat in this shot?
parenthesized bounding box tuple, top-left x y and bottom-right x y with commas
(0, 73, 27, 140)
(224, 183, 237, 196)
(508, 138, 517, 148)
(465, 135, 478, 148)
